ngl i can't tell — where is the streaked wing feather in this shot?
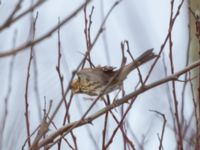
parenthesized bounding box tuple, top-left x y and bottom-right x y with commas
(77, 67, 115, 84)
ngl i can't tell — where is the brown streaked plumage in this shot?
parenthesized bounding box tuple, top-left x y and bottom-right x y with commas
(71, 49, 156, 96)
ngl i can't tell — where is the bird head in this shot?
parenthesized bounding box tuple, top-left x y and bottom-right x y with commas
(70, 79, 80, 94)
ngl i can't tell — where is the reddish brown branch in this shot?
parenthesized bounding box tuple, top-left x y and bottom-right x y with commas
(55, 18, 77, 150)
(162, 52, 177, 135)
(102, 101, 109, 149)
(24, 13, 38, 148)
(82, 4, 95, 68)
(29, 6, 42, 121)
(168, 1, 183, 149)
(125, 40, 144, 86)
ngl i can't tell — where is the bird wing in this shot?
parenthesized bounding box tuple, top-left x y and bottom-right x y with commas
(77, 66, 116, 84)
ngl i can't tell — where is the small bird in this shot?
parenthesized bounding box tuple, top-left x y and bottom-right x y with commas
(71, 49, 156, 96)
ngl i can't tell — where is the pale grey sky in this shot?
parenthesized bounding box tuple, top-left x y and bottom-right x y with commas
(0, 0, 190, 149)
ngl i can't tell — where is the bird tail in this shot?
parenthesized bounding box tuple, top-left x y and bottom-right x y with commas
(118, 49, 156, 81)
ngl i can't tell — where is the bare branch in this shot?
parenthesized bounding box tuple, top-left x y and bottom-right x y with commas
(0, 0, 92, 58)
(0, 0, 47, 31)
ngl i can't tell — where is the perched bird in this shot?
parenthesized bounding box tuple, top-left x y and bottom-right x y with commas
(71, 49, 156, 96)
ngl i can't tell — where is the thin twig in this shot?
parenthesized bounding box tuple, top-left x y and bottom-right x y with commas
(125, 40, 144, 86)
(168, 1, 183, 149)
(82, 4, 95, 68)
(103, 97, 135, 150)
(181, 8, 192, 126)
(104, 95, 136, 149)
(162, 52, 177, 137)
(149, 110, 167, 150)
(24, 12, 39, 148)
(102, 98, 109, 149)
(56, 18, 77, 150)
(29, 2, 42, 121)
